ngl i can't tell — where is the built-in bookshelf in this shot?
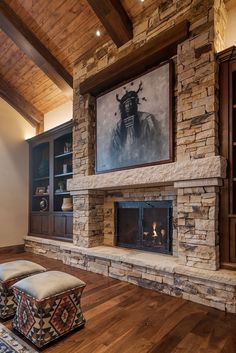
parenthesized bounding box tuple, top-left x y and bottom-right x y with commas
(28, 121, 73, 241)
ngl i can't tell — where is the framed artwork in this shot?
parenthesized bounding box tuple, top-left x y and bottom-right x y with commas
(96, 60, 173, 173)
(35, 186, 46, 195)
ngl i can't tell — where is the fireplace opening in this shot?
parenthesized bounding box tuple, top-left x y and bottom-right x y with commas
(116, 201, 172, 255)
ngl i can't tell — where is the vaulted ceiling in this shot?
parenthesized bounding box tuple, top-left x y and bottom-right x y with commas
(0, 0, 157, 131)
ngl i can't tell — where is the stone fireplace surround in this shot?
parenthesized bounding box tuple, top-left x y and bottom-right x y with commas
(24, 0, 236, 313)
(25, 156, 236, 313)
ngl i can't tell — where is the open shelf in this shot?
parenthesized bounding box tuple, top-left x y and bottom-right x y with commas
(33, 194, 49, 197)
(54, 192, 70, 196)
(54, 172, 73, 178)
(55, 152, 73, 159)
(33, 176, 49, 181)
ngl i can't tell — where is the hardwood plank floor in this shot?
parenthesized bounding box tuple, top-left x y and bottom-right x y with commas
(0, 252, 236, 353)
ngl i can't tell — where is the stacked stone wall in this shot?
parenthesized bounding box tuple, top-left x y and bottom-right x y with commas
(25, 237, 236, 313)
(177, 185, 219, 269)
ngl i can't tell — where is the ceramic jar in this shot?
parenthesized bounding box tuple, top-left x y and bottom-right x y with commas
(61, 197, 73, 212)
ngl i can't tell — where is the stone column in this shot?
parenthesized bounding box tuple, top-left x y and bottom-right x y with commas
(72, 88, 105, 247)
(73, 92, 96, 177)
(177, 0, 218, 161)
(73, 191, 104, 247)
(175, 180, 220, 270)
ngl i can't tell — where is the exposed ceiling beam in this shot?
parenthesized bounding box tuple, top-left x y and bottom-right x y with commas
(0, 75, 43, 130)
(87, 0, 133, 47)
(0, 1, 73, 98)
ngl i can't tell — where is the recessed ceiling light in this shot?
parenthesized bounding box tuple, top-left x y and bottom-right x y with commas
(96, 30, 101, 37)
(140, 0, 145, 2)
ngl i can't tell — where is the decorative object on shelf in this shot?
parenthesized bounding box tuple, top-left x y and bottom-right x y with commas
(40, 198, 48, 212)
(96, 60, 173, 173)
(61, 197, 73, 212)
(63, 163, 68, 174)
(55, 181, 66, 193)
(35, 186, 45, 195)
(46, 185, 49, 194)
(64, 142, 72, 153)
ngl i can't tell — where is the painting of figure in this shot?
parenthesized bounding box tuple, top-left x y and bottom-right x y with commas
(96, 61, 173, 173)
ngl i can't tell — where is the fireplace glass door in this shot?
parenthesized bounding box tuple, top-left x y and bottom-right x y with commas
(116, 201, 172, 254)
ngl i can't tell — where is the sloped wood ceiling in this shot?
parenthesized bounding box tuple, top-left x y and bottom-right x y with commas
(0, 0, 157, 127)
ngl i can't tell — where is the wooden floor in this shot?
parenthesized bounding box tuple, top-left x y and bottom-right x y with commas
(1, 252, 236, 353)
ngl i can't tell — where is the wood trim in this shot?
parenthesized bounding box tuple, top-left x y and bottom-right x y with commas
(0, 75, 43, 129)
(27, 120, 73, 144)
(80, 20, 189, 96)
(0, 244, 25, 255)
(217, 46, 236, 63)
(0, 1, 73, 98)
(221, 262, 236, 270)
(87, 0, 133, 47)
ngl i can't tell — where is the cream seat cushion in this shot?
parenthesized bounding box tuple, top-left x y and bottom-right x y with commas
(13, 271, 86, 300)
(0, 260, 46, 282)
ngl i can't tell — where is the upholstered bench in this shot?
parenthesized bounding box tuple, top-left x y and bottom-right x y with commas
(12, 271, 86, 348)
(0, 260, 46, 319)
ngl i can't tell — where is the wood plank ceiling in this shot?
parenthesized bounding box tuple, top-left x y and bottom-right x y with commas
(0, 0, 157, 130)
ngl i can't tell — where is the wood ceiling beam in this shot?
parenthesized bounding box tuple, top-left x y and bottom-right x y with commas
(87, 0, 133, 47)
(0, 1, 73, 99)
(0, 76, 43, 130)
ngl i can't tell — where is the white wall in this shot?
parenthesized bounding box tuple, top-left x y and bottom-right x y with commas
(225, 7, 236, 48)
(44, 101, 72, 131)
(0, 98, 35, 248)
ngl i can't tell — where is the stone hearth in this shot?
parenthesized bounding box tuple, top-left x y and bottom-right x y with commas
(24, 236, 236, 313)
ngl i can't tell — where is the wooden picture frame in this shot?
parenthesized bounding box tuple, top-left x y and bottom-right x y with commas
(35, 186, 46, 195)
(95, 60, 174, 173)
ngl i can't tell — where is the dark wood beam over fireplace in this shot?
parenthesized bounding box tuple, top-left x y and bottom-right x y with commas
(0, 75, 43, 130)
(0, 1, 73, 98)
(80, 20, 189, 96)
(87, 0, 133, 47)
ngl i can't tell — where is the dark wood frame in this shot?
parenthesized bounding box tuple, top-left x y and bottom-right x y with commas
(27, 120, 73, 242)
(95, 60, 174, 174)
(218, 46, 236, 269)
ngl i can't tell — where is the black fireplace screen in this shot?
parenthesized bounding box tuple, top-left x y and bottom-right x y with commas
(116, 201, 172, 254)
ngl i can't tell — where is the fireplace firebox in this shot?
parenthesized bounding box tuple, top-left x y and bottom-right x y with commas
(116, 201, 172, 254)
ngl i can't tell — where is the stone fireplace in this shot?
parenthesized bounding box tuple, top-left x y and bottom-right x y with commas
(24, 0, 236, 313)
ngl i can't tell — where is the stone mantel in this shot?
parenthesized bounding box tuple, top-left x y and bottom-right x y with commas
(68, 156, 227, 193)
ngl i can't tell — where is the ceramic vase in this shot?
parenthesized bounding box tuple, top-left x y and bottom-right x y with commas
(61, 197, 73, 212)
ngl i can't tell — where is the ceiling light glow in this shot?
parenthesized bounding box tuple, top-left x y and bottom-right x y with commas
(96, 30, 101, 37)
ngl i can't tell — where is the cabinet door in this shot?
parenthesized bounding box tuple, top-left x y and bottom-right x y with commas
(66, 216, 73, 238)
(230, 218, 236, 263)
(53, 215, 66, 236)
(52, 215, 73, 239)
(30, 214, 49, 235)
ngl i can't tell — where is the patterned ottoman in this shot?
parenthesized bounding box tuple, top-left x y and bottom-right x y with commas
(12, 271, 86, 348)
(0, 260, 46, 319)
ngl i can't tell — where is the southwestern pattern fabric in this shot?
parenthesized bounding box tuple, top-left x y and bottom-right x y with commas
(0, 281, 15, 319)
(0, 323, 38, 353)
(0, 276, 33, 319)
(13, 286, 86, 348)
(0, 260, 46, 319)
